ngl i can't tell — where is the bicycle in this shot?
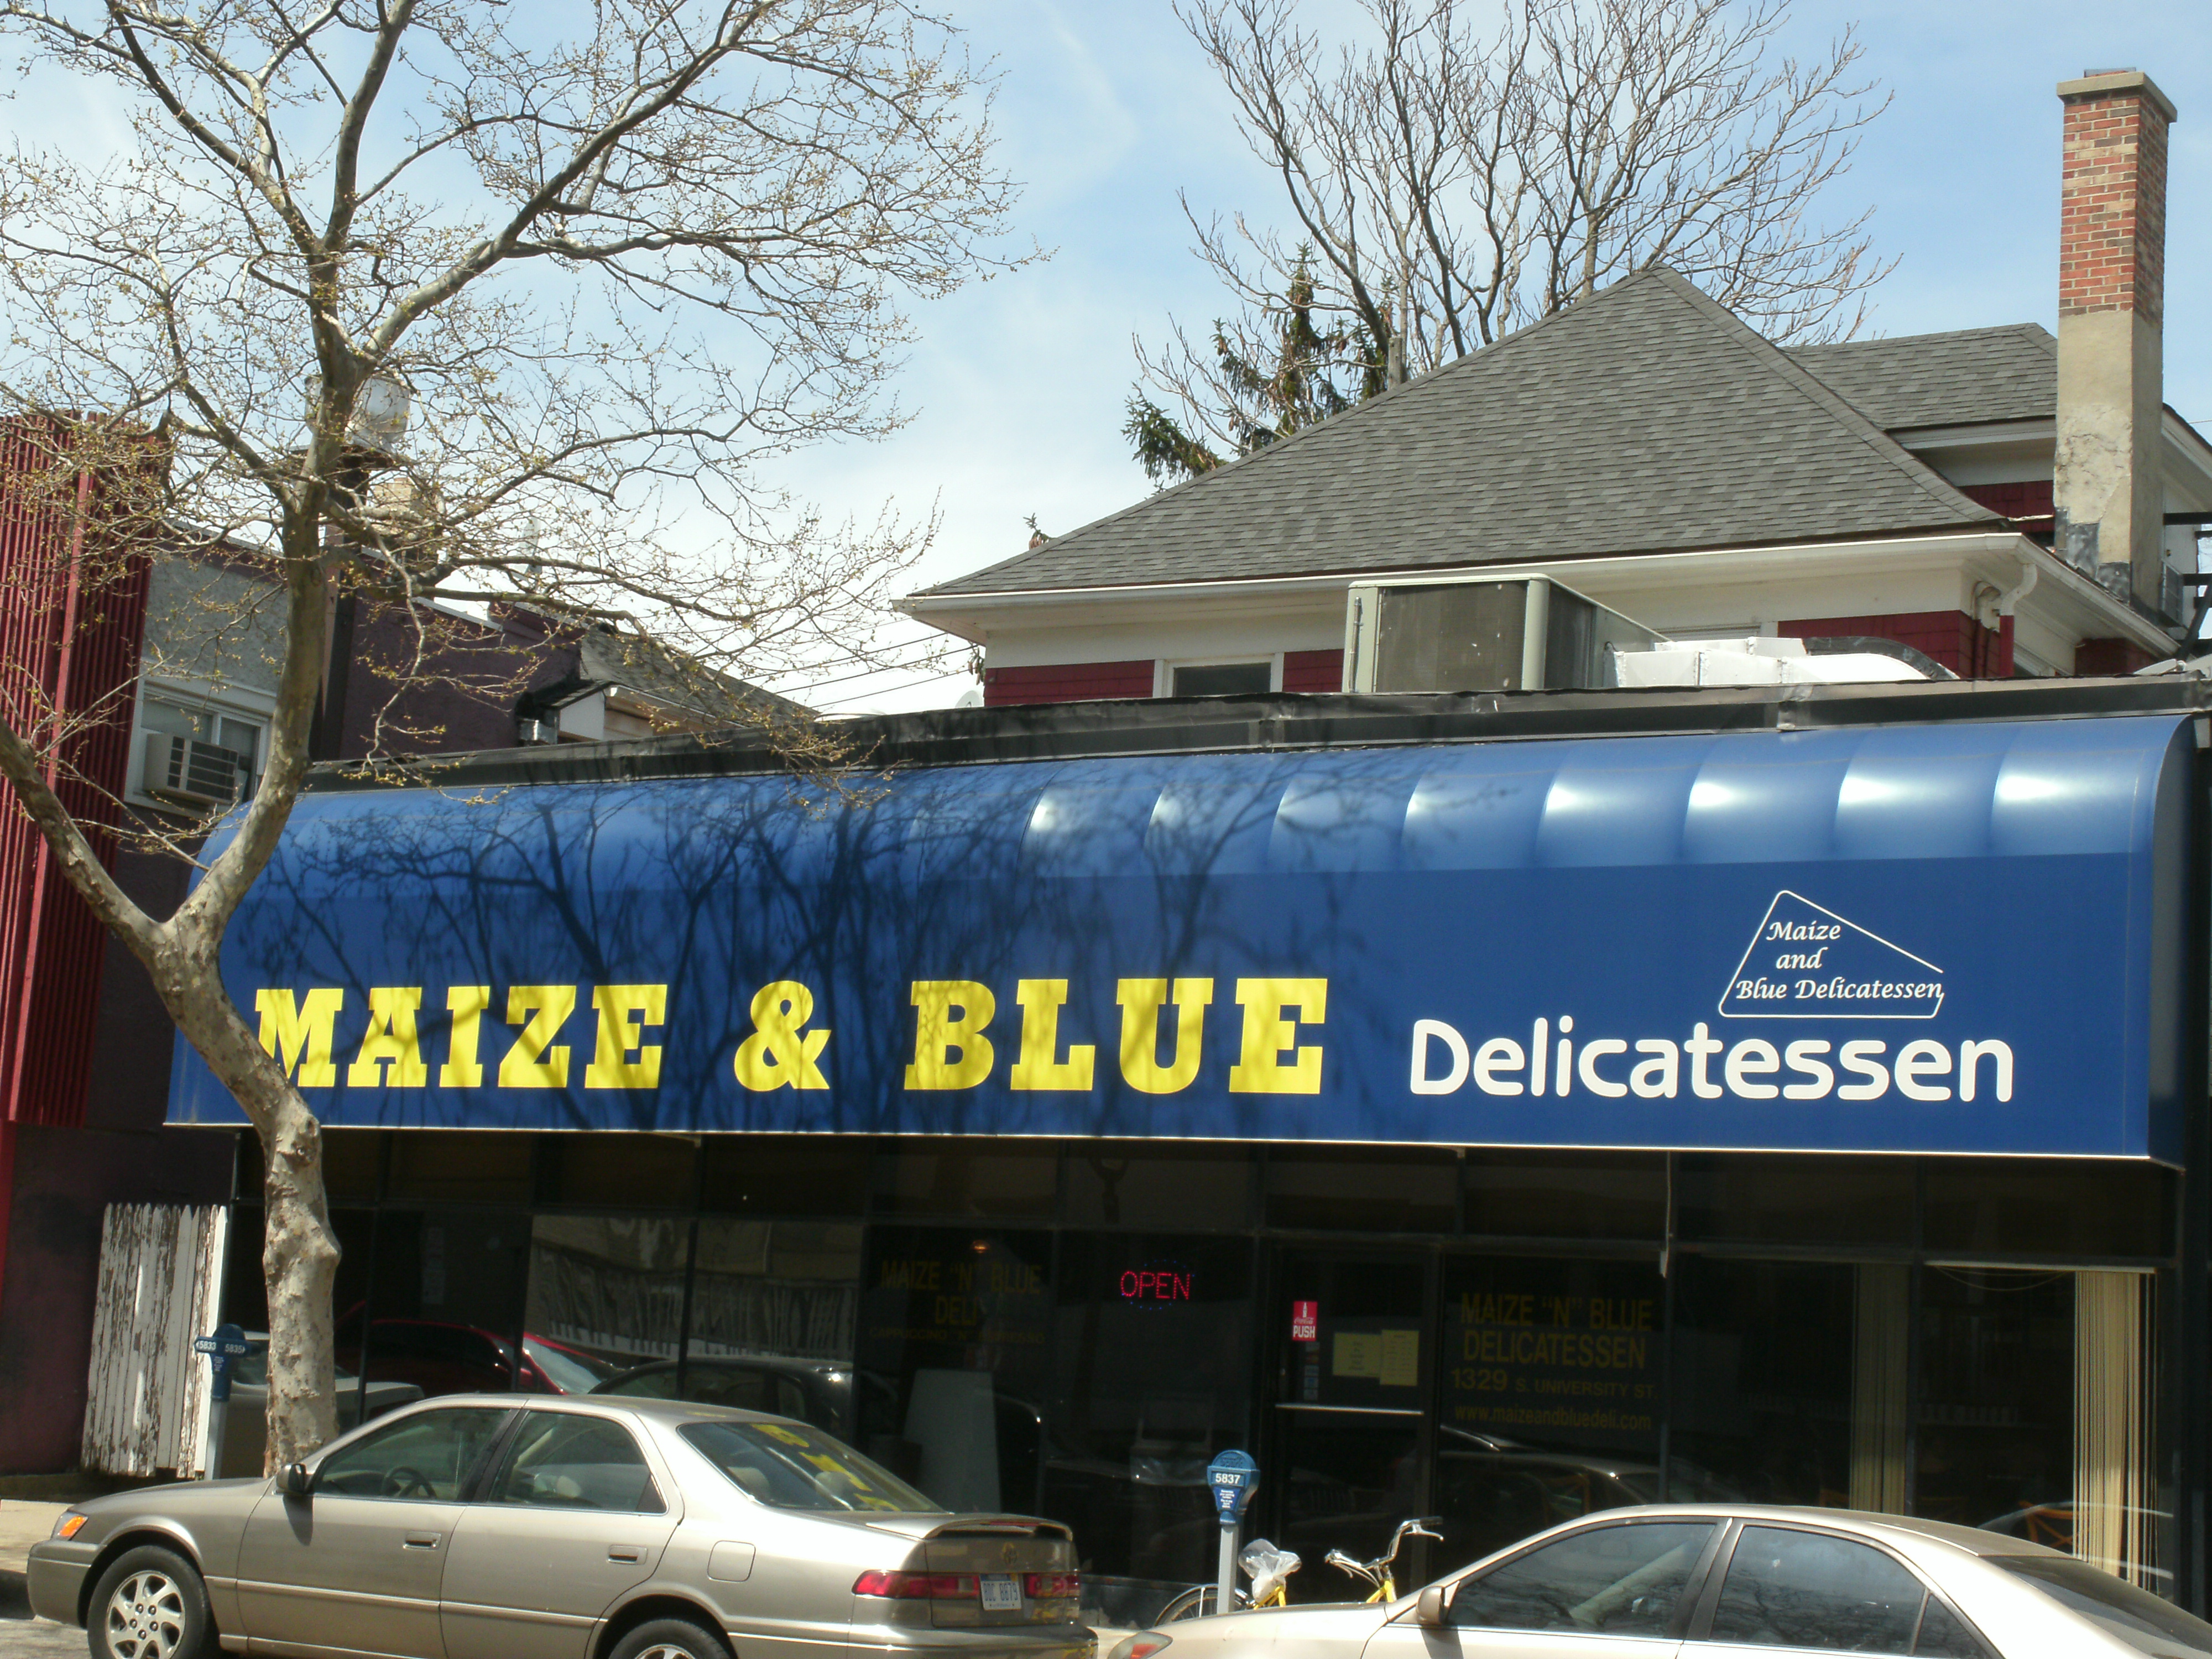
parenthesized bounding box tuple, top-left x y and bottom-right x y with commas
(1324, 1516, 1444, 1603)
(1155, 1540, 1303, 1621)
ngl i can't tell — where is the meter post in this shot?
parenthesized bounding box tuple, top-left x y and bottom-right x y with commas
(194, 1323, 249, 1479)
(1206, 1451, 1258, 1613)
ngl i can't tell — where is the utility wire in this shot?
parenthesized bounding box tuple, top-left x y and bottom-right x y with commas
(813, 670, 969, 709)
(764, 648, 958, 696)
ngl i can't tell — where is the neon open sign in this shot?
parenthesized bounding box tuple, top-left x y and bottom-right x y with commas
(1120, 1261, 1194, 1307)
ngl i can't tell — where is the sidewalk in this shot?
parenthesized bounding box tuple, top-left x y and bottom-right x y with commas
(0, 1501, 80, 1656)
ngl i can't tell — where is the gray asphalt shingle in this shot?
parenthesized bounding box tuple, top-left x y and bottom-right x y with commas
(1787, 325, 2055, 430)
(920, 268, 1998, 600)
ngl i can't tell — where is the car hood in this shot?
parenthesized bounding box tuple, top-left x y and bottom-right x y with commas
(77, 1477, 268, 1515)
(1157, 1601, 1395, 1647)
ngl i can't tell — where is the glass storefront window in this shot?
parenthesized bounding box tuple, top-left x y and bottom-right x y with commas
(1046, 1233, 1254, 1580)
(523, 1214, 689, 1379)
(856, 1226, 1055, 1514)
(1435, 1255, 1665, 1572)
(339, 1208, 536, 1400)
(1914, 1267, 2073, 1533)
(667, 1220, 864, 1433)
(1271, 1249, 1428, 1587)
(1670, 1258, 1853, 1507)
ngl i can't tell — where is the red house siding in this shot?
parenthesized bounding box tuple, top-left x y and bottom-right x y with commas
(1282, 649, 1345, 693)
(1780, 611, 2005, 677)
(2074, 637, 2159, 676)
(1955, 480, 2055, 527)
(984, 660, 1156, 707)
(0, 420, 159, 1395)
(0, 424, 155, 1138)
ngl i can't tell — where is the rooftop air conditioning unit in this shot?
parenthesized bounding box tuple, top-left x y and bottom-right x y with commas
(144, 732, 249, 808)
(1343, 575, 1666, 693)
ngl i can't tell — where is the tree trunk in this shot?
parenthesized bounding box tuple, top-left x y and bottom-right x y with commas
(157, 927, 341, 1469)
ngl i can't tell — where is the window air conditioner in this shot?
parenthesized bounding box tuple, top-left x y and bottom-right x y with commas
(143, 732, 249, 807)
(1343, 575, 1666, 693)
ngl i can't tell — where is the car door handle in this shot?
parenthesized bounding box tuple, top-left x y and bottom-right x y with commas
(402, 1534, 442, 1550)
(608, 1547, 643, 1563)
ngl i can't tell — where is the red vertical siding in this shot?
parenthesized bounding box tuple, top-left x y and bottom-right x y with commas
(2073, 637, 2159, 676)
(982, 660, 1156, 707)
(0, 420, 156, 1143)
(1778, 611, 2002, 677)
(1282, 649, 1345, 693)
(1955, 480, 2054, 527)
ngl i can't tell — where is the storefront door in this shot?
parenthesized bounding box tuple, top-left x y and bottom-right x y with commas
(1265, 1247, 1436, 1595)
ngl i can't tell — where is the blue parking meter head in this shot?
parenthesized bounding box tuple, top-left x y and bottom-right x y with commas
(1207, 1449, 1258, 1522)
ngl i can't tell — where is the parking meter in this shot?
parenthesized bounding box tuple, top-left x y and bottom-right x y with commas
(1207, 1451, 1259, 1613)
(192, 1322, 251, 1479)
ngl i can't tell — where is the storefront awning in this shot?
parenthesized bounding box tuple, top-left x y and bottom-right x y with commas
(170, 713, 2193, 1159)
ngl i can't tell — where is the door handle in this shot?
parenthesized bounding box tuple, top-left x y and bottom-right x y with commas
(402, 1534, 442, 1549)
(608, 1547, 643, 1563)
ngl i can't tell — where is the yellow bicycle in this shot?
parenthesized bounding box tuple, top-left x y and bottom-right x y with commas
(1326, 1517, 1444, 1603)
(1155, 1540, 1302, 1621)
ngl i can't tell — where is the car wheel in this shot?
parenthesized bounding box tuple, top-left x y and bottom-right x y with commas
(609, 1616, 734, 1659)
(88, 1544, 215, 1659)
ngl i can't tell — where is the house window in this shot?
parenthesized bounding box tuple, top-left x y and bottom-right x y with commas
(1168, 661, 1273, 697)
(138, 693, 263, 808)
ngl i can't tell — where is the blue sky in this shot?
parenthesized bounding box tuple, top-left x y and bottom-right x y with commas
(8, 1, 2203, 711)
(772, 0, 2212, 712)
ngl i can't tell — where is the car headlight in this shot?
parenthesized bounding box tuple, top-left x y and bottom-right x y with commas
(51, 1512, 88, 1540)
(1106, 1636, 1171, 1659)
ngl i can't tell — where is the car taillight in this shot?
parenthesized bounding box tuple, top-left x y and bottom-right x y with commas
(853, 1571, 980, 1599)
(1025, 1573, 1080, 1598)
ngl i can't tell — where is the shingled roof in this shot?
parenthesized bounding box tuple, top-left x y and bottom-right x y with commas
(919, 267, 2000, 600)
(1787, 324, 2056, 430)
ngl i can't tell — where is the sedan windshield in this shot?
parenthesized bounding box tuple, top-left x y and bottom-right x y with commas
(1996, 1557, 2212, 1657)
(681, 1419, 941, 1514)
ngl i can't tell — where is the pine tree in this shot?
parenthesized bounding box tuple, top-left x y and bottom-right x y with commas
(1125, 253, 1386, 487)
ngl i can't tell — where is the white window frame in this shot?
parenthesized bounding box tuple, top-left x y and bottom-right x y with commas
(126, 674, 279, 812)
(1153, 653, 1283, 698)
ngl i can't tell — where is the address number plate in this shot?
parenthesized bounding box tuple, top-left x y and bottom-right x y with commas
(980, 1575, 1022, 1611)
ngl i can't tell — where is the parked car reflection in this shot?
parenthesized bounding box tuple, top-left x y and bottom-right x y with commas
(590, 1356, 889, 1436)
(335, 1312, 616, 1396)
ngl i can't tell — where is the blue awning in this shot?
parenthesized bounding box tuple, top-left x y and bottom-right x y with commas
(170, 713, 2193, 1160)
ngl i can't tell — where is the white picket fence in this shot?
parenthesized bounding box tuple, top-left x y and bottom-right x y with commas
(80, 1202, 228, 1477)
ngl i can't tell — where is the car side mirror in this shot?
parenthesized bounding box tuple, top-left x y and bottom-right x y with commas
(279, 1462, 313, 1497)
(1415, 1587, 1446, 1629)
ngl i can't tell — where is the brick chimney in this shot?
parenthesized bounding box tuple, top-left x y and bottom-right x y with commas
(2054, 70, 2178, 614)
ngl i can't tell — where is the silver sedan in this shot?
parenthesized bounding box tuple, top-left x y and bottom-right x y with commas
(1109, 1504, 2212, 1659)
(28, 1392, 1088, 1659)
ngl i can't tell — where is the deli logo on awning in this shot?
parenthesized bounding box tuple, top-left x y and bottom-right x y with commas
(1719, 892, 1942, 1020)
(1407, 893, 2009, 1105)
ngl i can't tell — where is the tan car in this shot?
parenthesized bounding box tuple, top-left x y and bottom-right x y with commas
(1108, 1504, 2212, 1659)
(28, 1394, 1087, 1659)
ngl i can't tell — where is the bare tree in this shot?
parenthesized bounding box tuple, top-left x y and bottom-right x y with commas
(0, 0, 1024, 1465)
(1134, 0, 1891, 476)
